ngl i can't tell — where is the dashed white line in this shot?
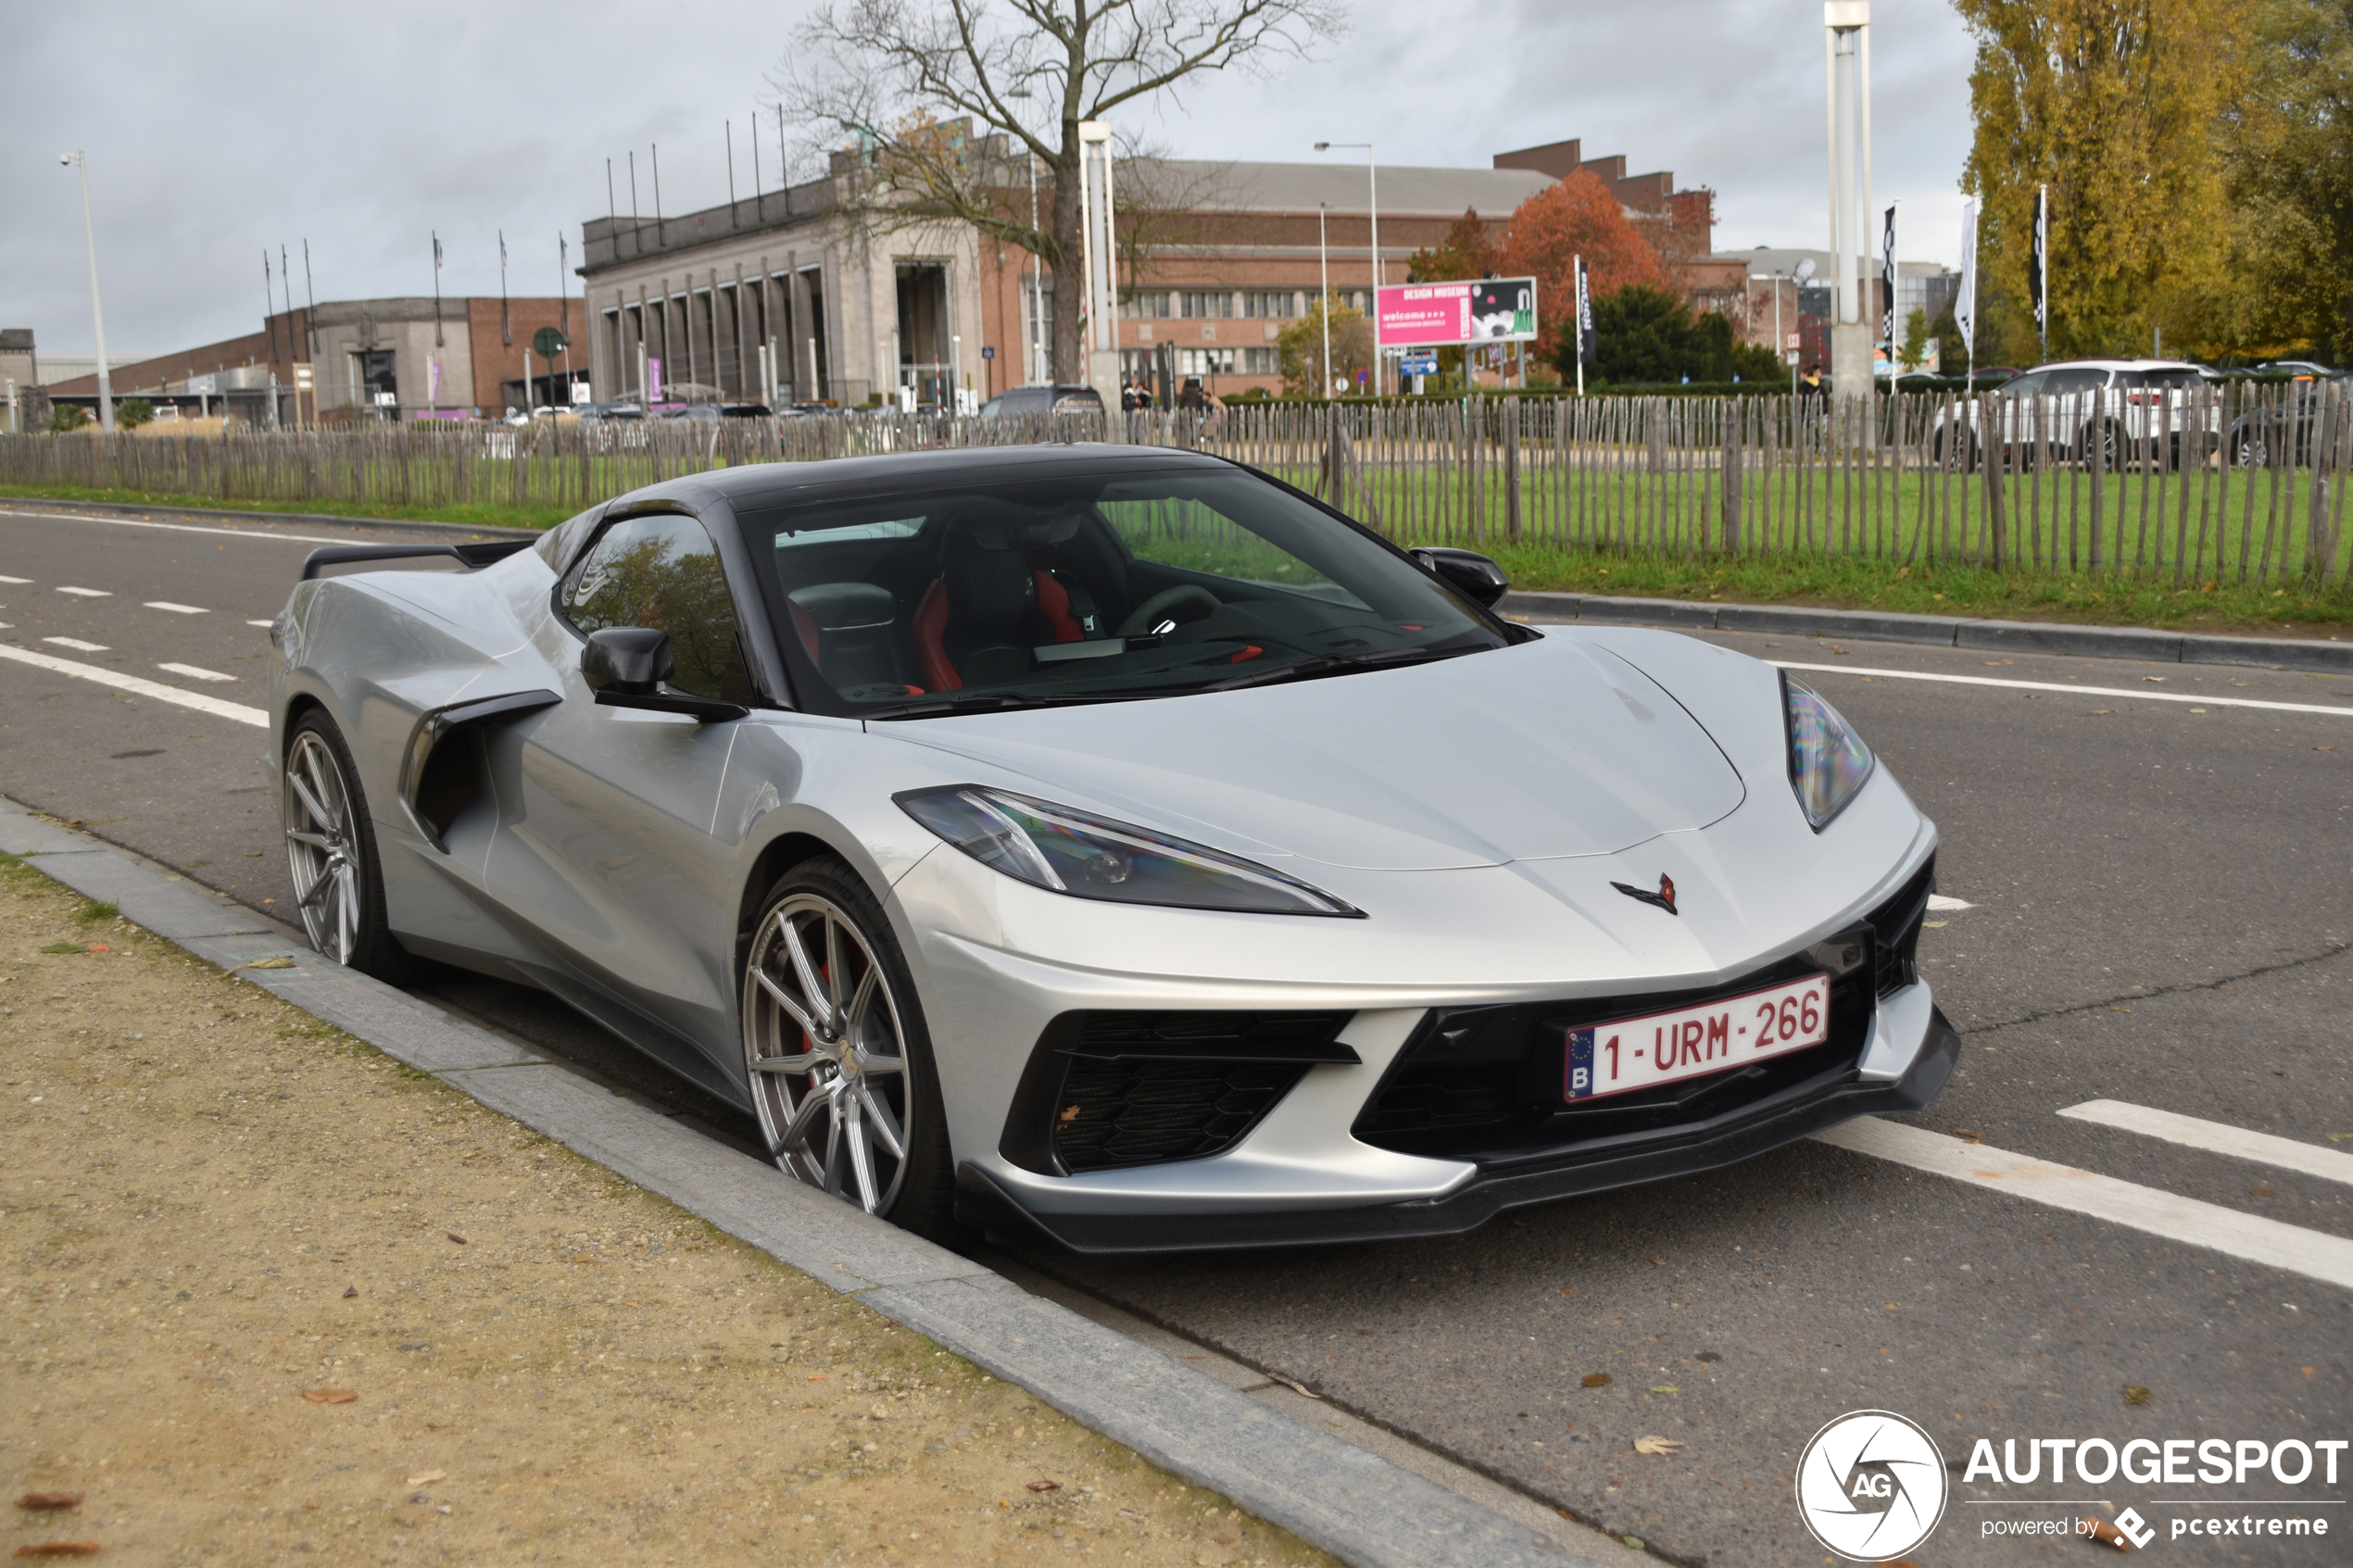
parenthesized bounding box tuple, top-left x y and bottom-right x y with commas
(2059, 1100, 2353, 1189)
(0, 574, 30, 584)
(1815, 1117, 2353, 1289)
(57, 585, 111, 598)
(145, 601, 208, 615)
(0, 643, 266, 726)
(1774, 661, 2353, 719)
(156, 661, 236, 684)
(246, 619, 275, 629)
(42, 636, 109, 653)
(1926, 894, 1973, 911)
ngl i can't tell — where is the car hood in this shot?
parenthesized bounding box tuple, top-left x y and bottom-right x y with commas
(883, 637, 1745, 871)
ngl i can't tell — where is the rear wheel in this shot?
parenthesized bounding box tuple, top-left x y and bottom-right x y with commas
(283, 710, 408, 981)
(741, 857, 955, 1237)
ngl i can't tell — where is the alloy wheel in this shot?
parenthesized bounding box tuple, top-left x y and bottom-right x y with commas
(283, 728, 362, 965)
(742, 893, 913, 1214)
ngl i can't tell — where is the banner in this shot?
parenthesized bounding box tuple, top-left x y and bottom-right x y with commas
(1880, 205, 1897, 345)
(1955, 200, 1978, 348)
(1575, 257, 1596, 364)
(2030, 185, 2048, 347)
(1376, 277, 1537, 347)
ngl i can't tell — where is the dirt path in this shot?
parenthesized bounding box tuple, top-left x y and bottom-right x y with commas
(0, 853, 1336, 1567)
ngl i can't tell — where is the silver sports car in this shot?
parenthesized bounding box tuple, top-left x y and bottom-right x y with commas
(269, 445, 1957, 1251)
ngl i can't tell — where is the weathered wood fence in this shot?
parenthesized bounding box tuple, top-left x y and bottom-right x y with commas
(5, 383, 2345, 584)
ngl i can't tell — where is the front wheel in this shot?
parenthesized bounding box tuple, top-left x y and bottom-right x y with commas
(283, 710, 409, 981)
(741, 857, 956, 1236)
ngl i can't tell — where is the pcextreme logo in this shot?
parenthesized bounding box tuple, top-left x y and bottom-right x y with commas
(1795, 1410, 1949, 1562)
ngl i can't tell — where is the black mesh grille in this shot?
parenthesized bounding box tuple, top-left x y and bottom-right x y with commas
(1868, 855, 1936, 997)
(1052, 1060, 1309, 1172)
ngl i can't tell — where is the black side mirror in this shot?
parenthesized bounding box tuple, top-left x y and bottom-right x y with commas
(1411, 546, 1511, 608)
(581, 627, 673, 695)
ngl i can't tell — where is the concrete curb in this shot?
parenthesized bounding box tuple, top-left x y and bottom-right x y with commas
(0, 495, 540, 541)
(0, 801, 1598, 1568)
(1503, 589, 2353, 674)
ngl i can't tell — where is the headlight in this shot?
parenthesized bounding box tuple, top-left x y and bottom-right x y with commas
(1783, 673, 1875, 830)
(895, 785, 1362, 917)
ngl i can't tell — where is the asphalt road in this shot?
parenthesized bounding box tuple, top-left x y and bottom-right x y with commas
(5, 501, 2348, 1566)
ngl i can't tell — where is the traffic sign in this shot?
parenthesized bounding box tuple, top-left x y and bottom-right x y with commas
(1785, 332, 1801, 351)
(1400, 355, 1439, 377)
(532, 326, 569, 359)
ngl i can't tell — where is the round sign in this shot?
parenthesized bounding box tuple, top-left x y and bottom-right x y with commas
(1793, 1410, 1947, 1562)
(532, 326, 569, 358)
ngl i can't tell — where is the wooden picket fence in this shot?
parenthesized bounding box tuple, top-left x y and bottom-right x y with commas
(5, 383, 2345, 584)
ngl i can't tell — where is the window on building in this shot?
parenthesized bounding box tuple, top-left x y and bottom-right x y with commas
(1179, 292, 1235, 320)
(1241, 292, 1296, 320)
(1178, 347, 1238, 375)
(1242, 347, 1278, 375)
(1120, 291, 1171, 320)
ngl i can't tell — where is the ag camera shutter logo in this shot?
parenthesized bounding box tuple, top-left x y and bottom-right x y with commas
(1795, 1410, 1950, 1561)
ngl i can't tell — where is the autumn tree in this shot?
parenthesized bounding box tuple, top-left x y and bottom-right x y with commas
(2229, 0, 2353, 358)
(781, 0, 1340, 383)
(1955, 0, 2243, 363)
(1275, 299, 1371, 395)
(1405, 207, 1498, 284)
(1495, 169, 1666, 365)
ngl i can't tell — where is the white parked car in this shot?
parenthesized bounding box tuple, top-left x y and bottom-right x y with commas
(1931, 359, 2221, 469)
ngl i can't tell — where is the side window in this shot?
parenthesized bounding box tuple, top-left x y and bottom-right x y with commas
(562, 513, 756, 703)
(2043, 369, 2108, 396)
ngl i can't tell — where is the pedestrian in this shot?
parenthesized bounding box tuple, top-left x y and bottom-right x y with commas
(1798, 361, 1826, 403)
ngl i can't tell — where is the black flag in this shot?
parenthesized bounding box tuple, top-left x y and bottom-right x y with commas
(1880, 205, 1897, 346)
(2029, 185, 2048, 356)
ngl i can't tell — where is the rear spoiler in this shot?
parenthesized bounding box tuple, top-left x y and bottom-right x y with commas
(299, 540, 535, 581)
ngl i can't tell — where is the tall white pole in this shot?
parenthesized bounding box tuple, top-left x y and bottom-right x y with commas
(1366, 151, 1380, 397)
(1318, 204, 1332, 400)
(1824, 2, 1872, 413)
(1028, 149, 1044, 385)
(63, 152, 114, 433)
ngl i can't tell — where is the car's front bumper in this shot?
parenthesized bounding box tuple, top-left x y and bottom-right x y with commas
(952, 985, 1959, 1255)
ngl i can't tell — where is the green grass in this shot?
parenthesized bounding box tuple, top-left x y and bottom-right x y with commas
(0, 481, 568, 533)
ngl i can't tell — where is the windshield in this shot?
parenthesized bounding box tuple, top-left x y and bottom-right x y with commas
(734, 466, 1509, 718)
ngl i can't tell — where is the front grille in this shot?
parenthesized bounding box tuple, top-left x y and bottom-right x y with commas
(1000, 1010, 1354, 1176)
(1053, 1060, 1309, 1172)
(1351, 929, 1881, 1166)
(1868, 856, 1936, 997)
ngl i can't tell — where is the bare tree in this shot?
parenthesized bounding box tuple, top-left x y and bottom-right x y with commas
(780, 0, 1341, 383)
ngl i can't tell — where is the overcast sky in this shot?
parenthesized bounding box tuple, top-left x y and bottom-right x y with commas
(6, 0, 1976, 360)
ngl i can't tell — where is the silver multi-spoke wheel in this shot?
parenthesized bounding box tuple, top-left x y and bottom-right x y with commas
(283, 727, 363, 964)
(743, 892, 914, 1214)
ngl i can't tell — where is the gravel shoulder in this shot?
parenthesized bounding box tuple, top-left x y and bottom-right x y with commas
(0, 854, 1334, 1567)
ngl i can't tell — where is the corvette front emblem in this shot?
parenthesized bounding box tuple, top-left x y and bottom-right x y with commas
(1611, 873, 1678, 916)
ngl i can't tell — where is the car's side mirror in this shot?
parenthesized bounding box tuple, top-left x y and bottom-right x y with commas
(581, 627, 673, 695)
(1411, 546, 1511, 608)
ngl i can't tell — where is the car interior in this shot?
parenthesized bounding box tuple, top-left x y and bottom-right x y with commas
(733, 473, 1504, 716)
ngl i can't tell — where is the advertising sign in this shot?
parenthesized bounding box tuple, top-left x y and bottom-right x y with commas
(1375, 277, 1538, 347)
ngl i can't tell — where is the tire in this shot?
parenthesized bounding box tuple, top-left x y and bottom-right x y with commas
(740, 856, 956, 1238)
(282, 709, 409, 982)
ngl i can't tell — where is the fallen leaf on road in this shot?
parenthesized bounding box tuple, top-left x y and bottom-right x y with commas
(1025, 1479, 1062, 1493)
(1266, 1374, 1319, 1399)
(623, 1301, 640, 1309)
(2123, 1386, 2152, 1406)
(1557, 1285, 1575, 1294)
(570, 1254, 595, 1264)
(2083, 1516, 2131, 1549)
(2329, 1134, 2353, 1143)
(38, 944, 84, 956)
(406, 1471, 446, 1486)
(1951, 1128, 1982, 1143)
(1633, 1436, 1684, 1456)
(1648, 1258, 1665, 1267)
(342, 1286, 358, 1299)
(804, 1374, 827, 1382)
(12, 1543, 102, 1559)
(301, 1389, 357, 1404)
(231, 955, 297, 972)
(445, 1233, 467, 1246)
(14, 1496, 83, 1512)
(1581, 1374, 1612, 1388)
(1647, 1386, 1680, 1396)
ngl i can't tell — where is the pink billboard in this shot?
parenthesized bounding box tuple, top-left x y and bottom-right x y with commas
(1376, 278, 1539, 347)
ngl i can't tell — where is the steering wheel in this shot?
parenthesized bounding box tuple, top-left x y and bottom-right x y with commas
(1115, 584, 1222, 638)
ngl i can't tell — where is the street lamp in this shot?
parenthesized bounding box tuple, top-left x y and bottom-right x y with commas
(1314, 141, 1378, 395)
(60, 151, 114, 433)
(1007, 87, 1048, 386)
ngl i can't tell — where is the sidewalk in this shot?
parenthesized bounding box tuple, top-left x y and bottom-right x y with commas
(0, 854, 1336, 1567)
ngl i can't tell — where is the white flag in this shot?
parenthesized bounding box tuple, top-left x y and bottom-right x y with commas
(1955, 201, 1979, 348)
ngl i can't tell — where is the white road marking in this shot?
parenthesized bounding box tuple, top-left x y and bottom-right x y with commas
(0, 507, 358, 546)
(1775, 660, 2353, 719)
(145, 600, 208, 615)
(157, 661, 236, 683)
(42, 636, 109, 653)
(0, 574, 31, 583)
(2059, 1099, 2353, 1188)
(1815, 1116, 2353, 1290)
(57, 585, 111, 597)
(1926, 894, 1972, 911)
(246, 619, 275, 628)
(0, 643, 267, 727)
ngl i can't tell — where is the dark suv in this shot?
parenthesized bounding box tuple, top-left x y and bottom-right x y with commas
(977, 384, 1106, 419)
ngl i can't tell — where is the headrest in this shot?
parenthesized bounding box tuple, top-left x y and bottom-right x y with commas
(944, 495, 1083, 551)
(942, 523, 1036, 626)
(787, 582, 896, 632)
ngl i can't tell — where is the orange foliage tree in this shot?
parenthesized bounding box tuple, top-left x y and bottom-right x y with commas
(1495, 169, 1665, 362)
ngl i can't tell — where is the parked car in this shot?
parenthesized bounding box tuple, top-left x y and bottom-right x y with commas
(1931, 358, 2219, 470)
(267, 445, 1955, 1249)
(978, 384, 1106, 420)
(2227, 375, 2344, 468)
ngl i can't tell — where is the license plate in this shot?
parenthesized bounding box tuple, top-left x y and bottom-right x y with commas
(1562, 972, 1831, 1102)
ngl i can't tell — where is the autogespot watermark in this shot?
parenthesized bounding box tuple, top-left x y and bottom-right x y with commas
(1797, 1411, 2348, 1558)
